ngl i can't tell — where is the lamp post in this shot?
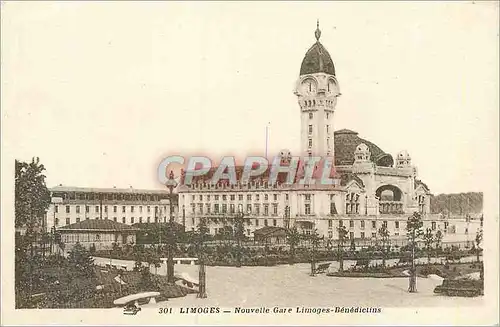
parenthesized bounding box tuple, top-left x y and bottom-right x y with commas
(236, 204, 245, 268)
(165, 170, 178, 284)
(197, 216, 207, 298)
(50, 226, 56, 255)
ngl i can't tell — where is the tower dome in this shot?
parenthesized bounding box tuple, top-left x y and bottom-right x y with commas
(299, 21, 336, 76)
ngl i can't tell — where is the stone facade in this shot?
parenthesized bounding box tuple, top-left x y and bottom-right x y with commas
(176, 24, 482, 247)
(45, 185, 176, 231)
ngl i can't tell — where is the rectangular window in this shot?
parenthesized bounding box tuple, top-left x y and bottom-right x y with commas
(264, 205, 269, 216)
(330, 202, 337, 215)
(131, 206, 134, 213)
(147, 217, 151, 223)
(122, 217, 126, 223)
(199, 195, 202, 201)
(214, 204, 219, 213)
(247, 194, 251, 201)
(238, 194, 243, 201)
(383, 221, 388, 228)
(230, 204, 235, 214)
(309, 112, 313, 119)
(305, 203, 311, 215)
(254, 204, 260, 215)
(207, 195, 211, 201)
(139, 206, 142, 213)
(273, 204, 278, 215)
(273, 194, 278, 201)
(349, 232, 354, 239)
(264, 219, 268, 227)
(222, 204, 227, 213)
(361, 220, 365, 228)
(215, 195, 219, 200)
(361, 232, 365, 239)
(55, 205, 59, 213)
(273, 219, 277, 227)
(222, 195, 227, 201)
(113, 206, 117, 213)
(95, 206, 99, 213)
(255, 219, 259, 226)
(349, 220, 354, 228)
(256, 194, 260, 201)
(230, 194, 235, 201)
(285, 194, 289, 201)
(308, 138, 313, 147)
(339, 220, 343, 227)
(326, 125, 330, 134)
(372, 232, 376, 238)
(122, 206, 126, 213)
(305, 194, 311, 201)
(206, 204, 211, 213)
(328, 220, 333, 228)
(113, 217, 117, 222)
(247, 204, 252, 213)
(431, 221, 436, 230)
(85, 205, 89, 213)
(395, 221, 400, 229)
(104, 206, 108, 213)
(76, 217, 81, 223)
(66, 205, 70, 213)
(308, 125, 313, 134)
(139, 217, 143, 223)
(372, 221, 376, 228)
(66, 218, 70, 225)
(147, 206, 151, 213)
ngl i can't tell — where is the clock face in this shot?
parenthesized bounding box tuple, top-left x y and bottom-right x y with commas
(301, 79, 317, 95)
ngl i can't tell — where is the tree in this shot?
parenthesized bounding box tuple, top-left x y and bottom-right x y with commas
(337, 226, 348, 272)
(234, 214, 245, 268)
(475, 229, 483, 263)
(378, 224, 390, 267)
(406, 212, 424, 293)
(308, 229, 322, 276)
(434, 230, 443, 254)
(423, 228, 434, 264)
(285, 226, 301, 265)
(15, 158, 51, 230)
(67, 242, 95, 277)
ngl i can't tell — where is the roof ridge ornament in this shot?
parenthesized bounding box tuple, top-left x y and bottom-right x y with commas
(315, 19, 321, 41)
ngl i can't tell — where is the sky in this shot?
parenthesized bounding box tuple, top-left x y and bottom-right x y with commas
(2, 1, 499, 196)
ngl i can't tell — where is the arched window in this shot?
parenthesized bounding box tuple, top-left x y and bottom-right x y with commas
(345, 192, 360, 214)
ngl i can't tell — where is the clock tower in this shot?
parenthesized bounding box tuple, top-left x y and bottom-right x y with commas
(294, 21, 340, 159)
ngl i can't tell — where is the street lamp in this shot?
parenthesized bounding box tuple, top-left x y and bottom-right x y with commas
(236, 204, 245, 268)
(197, 216, 207, 298)
(165, 170, 178, 284)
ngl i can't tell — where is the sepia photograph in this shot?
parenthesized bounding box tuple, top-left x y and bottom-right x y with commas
(2, 1, 499, 326)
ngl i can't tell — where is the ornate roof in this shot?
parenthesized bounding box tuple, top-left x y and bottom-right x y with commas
(334, 129, 394, 167)
(58, 219, 139, 231)
(299, 22, 336, 76)
(339, 172, 365, 187)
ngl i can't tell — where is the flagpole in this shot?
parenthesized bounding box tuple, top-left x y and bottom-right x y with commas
(265, 122, 270, 158)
